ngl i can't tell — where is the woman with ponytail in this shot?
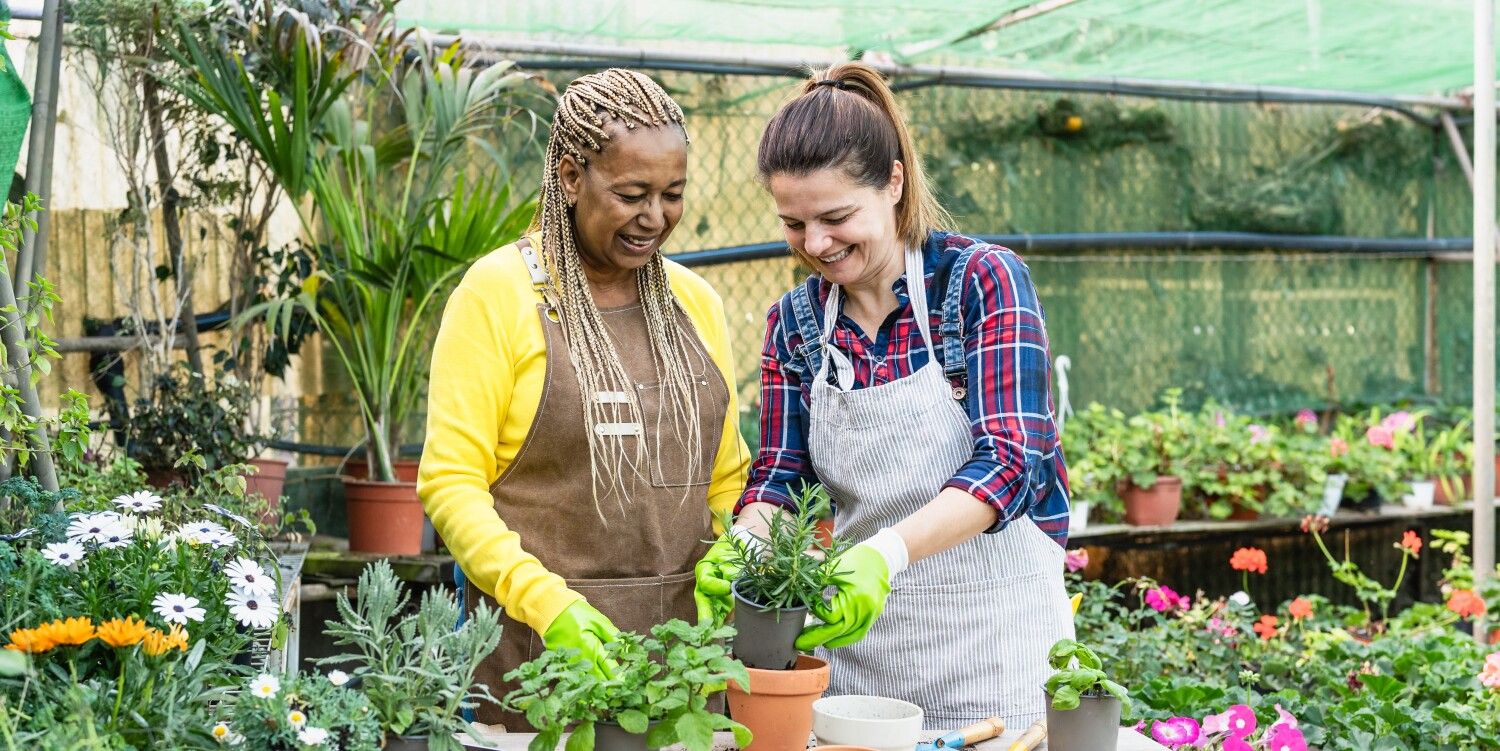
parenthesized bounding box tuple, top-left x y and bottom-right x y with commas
(696, 62, 1074, 728)
(420, 69, 748, 728)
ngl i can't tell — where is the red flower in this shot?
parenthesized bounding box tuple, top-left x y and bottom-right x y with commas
(1253, 614, 1279, 640)
(1329, 437, 1350, 457)
(1230, 547, 1268, 575)
(1288, 597, 1313, 620)
(1365, 425, 1395, 449)
(1399, 530, 1422, 557)
(1448, 589, 1488, 620)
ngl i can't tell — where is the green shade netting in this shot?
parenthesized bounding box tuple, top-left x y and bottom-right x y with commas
(0, 0, 30, 189)
(395, 0, 1496, 97)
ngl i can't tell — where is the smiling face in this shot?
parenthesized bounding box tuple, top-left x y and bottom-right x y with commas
(768, 161, 905, 293)
(558, 122, 687, 285)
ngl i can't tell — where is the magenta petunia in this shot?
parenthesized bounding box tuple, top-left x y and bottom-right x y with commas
(1272, 703, 1299, 730)
(1222, 738, 1254, 751)
(1150, 717, 1201, 748)
(1064, 548, 1089, 573)
(1294, 408, 1318, 427)
(1264, 724, 1308, 751)
(1222, 704, 1256, 738)
(1145, 585, 1186, 613)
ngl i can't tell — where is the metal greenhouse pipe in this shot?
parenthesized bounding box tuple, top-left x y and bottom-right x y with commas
(15, 0, 62, 300)
(1472, 0, 1497, 624)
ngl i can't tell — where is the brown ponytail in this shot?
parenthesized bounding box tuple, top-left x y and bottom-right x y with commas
(757, 61, 952, 249)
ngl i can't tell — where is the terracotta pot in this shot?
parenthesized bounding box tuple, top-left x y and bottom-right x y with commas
(1433, 473, 1468, 505)
(1226, 499, 1260, 521)
(1489, 627, 1500, 646)
(814, 517, 835, 548)
(244, 457, 289, 525)
(726, 654, 830, 751)
(344, 457, 420, 483)
(1120, 476, 1181, 526)
(344, 478, 423, 555)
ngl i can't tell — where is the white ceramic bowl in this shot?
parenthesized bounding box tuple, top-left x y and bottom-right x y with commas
(812, 695, 924, 751)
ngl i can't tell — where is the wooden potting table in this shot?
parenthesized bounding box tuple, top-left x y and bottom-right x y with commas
(455, 727, 1171, 750)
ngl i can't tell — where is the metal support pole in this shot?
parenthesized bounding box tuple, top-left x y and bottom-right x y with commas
(1471, 0, 1496, 626)
(15, 0, 62, 298)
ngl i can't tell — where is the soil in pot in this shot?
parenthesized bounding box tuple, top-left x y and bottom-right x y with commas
(1121, 476, 1181, 526)
(726, 654, 830, 751)
(731, 581, 808, 670)
(1045, 692, 1121, 751)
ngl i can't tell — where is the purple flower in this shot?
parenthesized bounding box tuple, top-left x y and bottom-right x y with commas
(1248, 424, 1270, 445)
(1145, 585, 1186, 613)
(1294, 409, 1318, 427)
(1264, 724, 1308, 751)
(1150, 717, 1201, 748)
(1064, 548, 1089, 573)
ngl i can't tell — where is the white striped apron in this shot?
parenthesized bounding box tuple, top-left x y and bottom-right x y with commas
(805, 247, 1073, 731)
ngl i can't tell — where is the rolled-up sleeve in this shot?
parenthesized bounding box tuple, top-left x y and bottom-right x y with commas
(942, 249, 1056, 532)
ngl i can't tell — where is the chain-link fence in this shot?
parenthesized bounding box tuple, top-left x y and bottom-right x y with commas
(301, 66, 1488, 449)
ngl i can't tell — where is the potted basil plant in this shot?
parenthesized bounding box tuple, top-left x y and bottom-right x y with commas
(1043, 638, 1131, 751)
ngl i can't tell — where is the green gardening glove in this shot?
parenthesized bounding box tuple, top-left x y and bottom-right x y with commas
(694, 532, 744, 625)
(542, 600, 619, 678)
(795, 542, 892, 650)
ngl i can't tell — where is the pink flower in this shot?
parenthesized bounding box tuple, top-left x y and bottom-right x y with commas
(1381, 411, 1417, 433)
(1330, 437, 1349, 457)
(1064, 548, 1089, 573)
(1365, 425, 1395, 449)
(1248, 424, 1270, 445)
(1215, 412, 1226, 428)
(1221, 704, 1256, 738)
(1294, 409, 1318, 427)
(1205, 616, 1236, 637)
(1263, 724, 1308, 751)
(1479, 652, 1500, 689)
(1223, 738, 1254, 751)
(1150, 717, 1201, 748)
(1271, 703, 1298, 730)
(1146, 585, 1187, 613)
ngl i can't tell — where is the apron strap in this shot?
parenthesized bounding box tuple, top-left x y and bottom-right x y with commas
(786, 279, 827, 385)
(935, 246, 979, 384)
(817, 248, 930, 391)
(518, 238, 563, 315)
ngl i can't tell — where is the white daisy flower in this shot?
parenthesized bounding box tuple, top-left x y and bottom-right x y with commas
(204, 503, 255, 528)
(112, 490, 163, 513)
(94, 519, 134, 549)
(224, 558, 276, 596)
(248, 674, 280, 699)
(41, 541, 86, 567)
(66, 512, 116, 543)
(226, 589, 279, 629)
(287, 709, 306, 729)
(296, 727, 328, 746)
(152, 592, 206, 625)
(326, 669, 349, 687)
(180, 520, 236, 548)
(0, 527, 35, 542)
(210, 722, 234, 744)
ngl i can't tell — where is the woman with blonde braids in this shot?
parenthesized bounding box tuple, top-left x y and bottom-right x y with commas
(419, 69, 748, 728)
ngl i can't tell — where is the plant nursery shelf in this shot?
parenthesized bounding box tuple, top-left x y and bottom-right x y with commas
(455, 728, 1169, 750)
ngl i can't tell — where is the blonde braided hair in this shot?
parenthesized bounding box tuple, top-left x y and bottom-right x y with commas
(530, 69, 704, 520)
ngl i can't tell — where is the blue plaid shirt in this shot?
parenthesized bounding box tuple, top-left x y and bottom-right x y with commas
(737, 232, 1071, 546)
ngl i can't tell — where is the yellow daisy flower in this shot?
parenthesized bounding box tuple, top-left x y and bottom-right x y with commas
(96, 616, 149, 648)
(39, 617, 96, 647)
(142, 627, 172, 656)
(3, 626, 55, 654)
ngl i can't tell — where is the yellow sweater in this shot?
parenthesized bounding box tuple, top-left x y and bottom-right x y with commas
(418, 238, 749, 635)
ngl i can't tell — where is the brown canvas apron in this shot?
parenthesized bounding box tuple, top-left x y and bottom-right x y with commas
(467, 246, 726, 729)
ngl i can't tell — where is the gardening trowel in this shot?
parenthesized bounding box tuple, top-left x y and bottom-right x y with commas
(914, 717, 1005, 751)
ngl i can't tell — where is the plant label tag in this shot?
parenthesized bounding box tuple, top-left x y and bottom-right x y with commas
(1317, 473, 1349, 518)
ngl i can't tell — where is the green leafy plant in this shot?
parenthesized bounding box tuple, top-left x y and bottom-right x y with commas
(318, 560, 502, 749)
(122, 364, 266, 480)
(172, 8, 542, 482)
(723, 485, 851, 611)
(223, 670, 382, 750)
(504, 619, 751, 751)
(1044, 638, 1131, 715)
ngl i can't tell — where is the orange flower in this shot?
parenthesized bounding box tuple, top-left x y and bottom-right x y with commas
(143, 624, 190, 656)
(1448, 589, 1488, 620)
(96, 616, 148, 648)
(1253, 614, 1279, 640)
(37, 617, 95, 647)
(1288, 597, 1314, 620)
(1230, 547, 1268, 575)
(1399, 530, 1422, 557)
(3, 626, 55, 654)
